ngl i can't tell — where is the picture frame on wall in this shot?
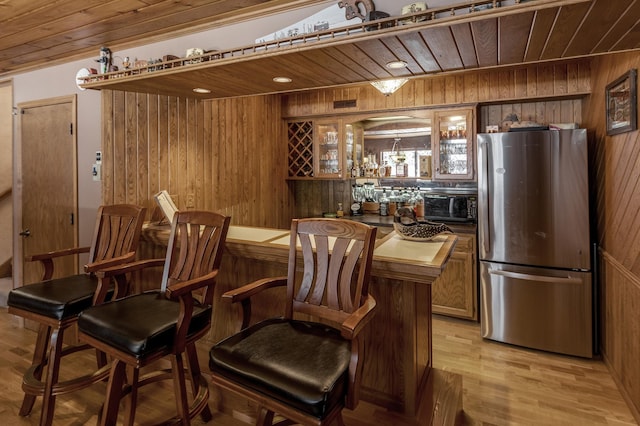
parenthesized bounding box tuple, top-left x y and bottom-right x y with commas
(606, 68, 637, 136)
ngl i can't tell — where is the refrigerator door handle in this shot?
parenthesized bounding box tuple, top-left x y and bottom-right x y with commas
(478, 138, 490, 254)
(488, 269, 583, 284)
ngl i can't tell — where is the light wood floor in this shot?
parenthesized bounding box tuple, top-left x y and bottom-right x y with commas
(0, 308, 636, 426)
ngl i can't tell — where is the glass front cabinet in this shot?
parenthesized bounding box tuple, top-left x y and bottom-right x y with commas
(433, 109, 474, 180)
(314, 119, 363, 179)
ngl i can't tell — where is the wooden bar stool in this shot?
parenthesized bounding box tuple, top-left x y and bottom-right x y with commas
(210, 218, 377, 426)
(77, 210, 230, 426)
(7, 204, 146, 426)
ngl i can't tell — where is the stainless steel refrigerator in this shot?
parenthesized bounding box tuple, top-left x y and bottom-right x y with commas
(477, 129, 594, 358)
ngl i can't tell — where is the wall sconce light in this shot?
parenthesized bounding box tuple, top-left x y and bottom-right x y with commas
(370, 78, 409, 96)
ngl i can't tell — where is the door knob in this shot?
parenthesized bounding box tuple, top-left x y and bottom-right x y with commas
(19, 229, 31, 237)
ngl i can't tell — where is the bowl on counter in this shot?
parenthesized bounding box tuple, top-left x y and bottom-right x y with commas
(392, 222, 453, 241)
(393, 207, 453, 241)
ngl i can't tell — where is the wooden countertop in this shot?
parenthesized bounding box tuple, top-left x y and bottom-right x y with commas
(141, 222, 457, 285)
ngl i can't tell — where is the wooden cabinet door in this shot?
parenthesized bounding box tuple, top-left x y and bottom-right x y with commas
(314, 120, 345, 178)
(433, 108, 475, 181)
(432, 231, 477, 320)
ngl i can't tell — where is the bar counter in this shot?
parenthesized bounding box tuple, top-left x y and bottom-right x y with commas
(139, 222, 458, 418)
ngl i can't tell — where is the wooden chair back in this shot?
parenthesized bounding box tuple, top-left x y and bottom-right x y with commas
(87, 204, 147, 269)
(77, 210, 230, 425)
(30, 204, 146, 283)
(285, 218, 377, 328)
(162, 210, 231, 306)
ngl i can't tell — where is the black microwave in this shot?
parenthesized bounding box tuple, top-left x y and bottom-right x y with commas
(423, 193, 477, 223)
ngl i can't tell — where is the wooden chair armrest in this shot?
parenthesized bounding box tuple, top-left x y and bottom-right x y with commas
(222, 276, 288, 303)
(27, 246, 92, 280)
(221, 277, 287, 330)
(84, 251, 137, 273)
(166, 270, 219, 299)
(92, 258, 165, 302)
(340, 295, 377, 340)
(27, 246, 90, 262)
(94, 258, 165, 279)
(165, 271, 221, 354)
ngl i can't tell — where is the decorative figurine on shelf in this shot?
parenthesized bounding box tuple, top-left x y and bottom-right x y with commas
(96, 47, 112, 74)
(338, 0, 375, 20)
(393, 207, 453, 241)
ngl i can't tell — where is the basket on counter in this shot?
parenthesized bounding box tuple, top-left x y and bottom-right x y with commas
(362, 201, 380, 214)
(393, 207, 453, 241)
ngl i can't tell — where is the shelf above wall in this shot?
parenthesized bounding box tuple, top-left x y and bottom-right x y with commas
(78, 0, 625, 100)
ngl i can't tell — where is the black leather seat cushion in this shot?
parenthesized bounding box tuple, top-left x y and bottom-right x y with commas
(209, 318, 350, 419)
(77, 291, 212, 359)
(7, 274, 111, 321)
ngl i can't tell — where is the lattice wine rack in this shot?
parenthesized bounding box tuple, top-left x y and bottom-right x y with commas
(287, 121, 314, 177)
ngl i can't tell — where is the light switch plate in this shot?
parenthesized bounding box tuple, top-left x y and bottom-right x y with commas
(92, 163, 101, 181)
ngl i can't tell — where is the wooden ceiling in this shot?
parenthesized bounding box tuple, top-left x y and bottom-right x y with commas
(3, 0, 640, 99)
(0, 0, 321, 76)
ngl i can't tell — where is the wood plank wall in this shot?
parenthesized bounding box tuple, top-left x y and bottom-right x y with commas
(284, 60, 589, 219)
(479, 99, 583, 131)
(97, 54, 640, 423)
(101, 90, 291, 229)
(101, 60, 591, 227)
(282, 59, 591, 118)
(582, 51, 640, 423)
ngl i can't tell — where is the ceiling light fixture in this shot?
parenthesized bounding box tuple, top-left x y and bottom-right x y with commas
(193, 87, 211, 94)
(386, 60, 408, 69)
(273, 76, 292, 83)
(370, 78, 409, 96)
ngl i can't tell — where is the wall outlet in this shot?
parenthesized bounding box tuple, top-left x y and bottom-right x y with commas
(186, 193, 195, 209)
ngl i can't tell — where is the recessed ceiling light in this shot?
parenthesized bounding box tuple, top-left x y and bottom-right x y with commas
(273, 76, 292, 83)
(193, 87, 211, 94)
(386, 61, 408, 69)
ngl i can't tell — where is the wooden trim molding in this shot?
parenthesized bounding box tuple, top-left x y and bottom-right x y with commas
(598, 249, 640, 424)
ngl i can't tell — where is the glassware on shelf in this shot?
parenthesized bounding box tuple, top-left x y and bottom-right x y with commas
(395, 160, 408, 177)
(379, 190, 389, 216)
(351, 184, 365, 216)
(363, 182, 376, 202)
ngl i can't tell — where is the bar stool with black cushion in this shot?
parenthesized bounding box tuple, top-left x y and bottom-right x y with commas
(209, 218, 377, 426)
(7, 204, 146, 426)
(77, 210, 230, 426)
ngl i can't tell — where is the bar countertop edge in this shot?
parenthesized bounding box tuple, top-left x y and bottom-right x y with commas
(141, 222, 458, 285)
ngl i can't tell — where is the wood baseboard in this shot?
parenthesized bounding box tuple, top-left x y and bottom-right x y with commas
(419, 368, 464, 425)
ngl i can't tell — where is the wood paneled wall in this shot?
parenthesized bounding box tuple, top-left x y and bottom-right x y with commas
(479, 99, 583, 131)
(101, 60, 591, 228)
(101, 90, 291, 229)
(285, 60, 589, 219)
(97, 53, 640, 423)
(582, 52, 640, 423)
(282, 59, 591, 118)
